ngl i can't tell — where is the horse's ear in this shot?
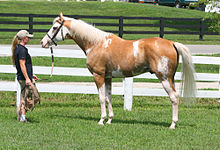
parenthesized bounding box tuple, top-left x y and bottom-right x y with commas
(59, 12, 63, 18)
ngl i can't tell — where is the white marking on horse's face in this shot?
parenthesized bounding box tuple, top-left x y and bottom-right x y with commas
(41, 21, 60, 48)
(133, 41, 139, 57)
(41, 19, 70, 48)
(112, 65, 124, 77)
(158, 56, 169, 78)
(103, 38, 112, 48)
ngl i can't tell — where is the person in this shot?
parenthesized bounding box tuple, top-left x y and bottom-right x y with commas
(11, 30, 40, 122)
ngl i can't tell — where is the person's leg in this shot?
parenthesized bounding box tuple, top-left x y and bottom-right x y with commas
(19, 97, 27, 122)
(18, 80, 27, 122)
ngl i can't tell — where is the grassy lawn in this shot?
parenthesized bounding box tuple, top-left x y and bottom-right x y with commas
(0, 1, 219, 44)
(0, 91, 220, 149)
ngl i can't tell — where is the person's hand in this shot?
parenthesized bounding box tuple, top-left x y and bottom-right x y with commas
(33, 75, 39, 81)
(25, 78, 32, 86)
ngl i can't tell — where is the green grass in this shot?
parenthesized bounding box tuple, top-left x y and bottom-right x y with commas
(0, 91, 220, 149)
(0, 1, 220, 44)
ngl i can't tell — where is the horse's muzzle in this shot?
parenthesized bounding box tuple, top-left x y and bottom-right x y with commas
(41, 40, 49, 48)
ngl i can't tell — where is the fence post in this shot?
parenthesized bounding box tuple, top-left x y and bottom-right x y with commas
(219, 65, 220, 102)
(29, 14, 33, 34)
(119, 16, 123, 38)
(119, 16, 133, 110)
(123, 77, 133, 111)
(15, 77, 21, 113)
(160, 17, 164, 38)
(200, 19, 204, 40)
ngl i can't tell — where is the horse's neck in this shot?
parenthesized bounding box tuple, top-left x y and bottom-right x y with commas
(69, 19, 112, 53)
(72, 35, 95, 54)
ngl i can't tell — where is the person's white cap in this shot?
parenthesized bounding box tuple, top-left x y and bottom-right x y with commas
(17, 30, 33, 39)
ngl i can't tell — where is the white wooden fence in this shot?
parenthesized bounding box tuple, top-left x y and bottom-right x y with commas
(0, 46, 220, 110)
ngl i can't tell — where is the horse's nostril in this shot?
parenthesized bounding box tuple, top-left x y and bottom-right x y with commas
(40, 41, 46, 48)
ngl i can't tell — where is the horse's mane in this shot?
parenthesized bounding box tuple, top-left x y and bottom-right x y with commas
(55, 16, 111, 44)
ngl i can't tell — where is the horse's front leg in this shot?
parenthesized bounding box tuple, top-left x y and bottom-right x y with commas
(105, 78, 114, 124)
(93, 73, 106, 125)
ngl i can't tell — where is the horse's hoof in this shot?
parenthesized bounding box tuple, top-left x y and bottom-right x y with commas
(169, 126, 175, 130)
(169, 124, 176, 129)
(106, 117, 112, 124)
(106, 120, 112, 125)
(98, 122, 104, 126)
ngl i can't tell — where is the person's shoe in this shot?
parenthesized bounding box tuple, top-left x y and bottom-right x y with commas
(19, 118, 28, 123)
(19, 115, 28, 123)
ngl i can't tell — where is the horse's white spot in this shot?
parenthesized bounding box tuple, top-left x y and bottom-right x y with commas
(99, 84, 105, 100)
(155, 41, 159, 49)
(103, 38, 112, 48)
(162, 80, 173, 93)
(86, 48, 91, 55)
(133, 41, 139, 57)
(98, 83, 107, 124)
(158, 56, 169, 78)
(112, 65, 124, 77)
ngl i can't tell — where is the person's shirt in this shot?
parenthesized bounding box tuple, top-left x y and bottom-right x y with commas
(14, 44, 33, 80)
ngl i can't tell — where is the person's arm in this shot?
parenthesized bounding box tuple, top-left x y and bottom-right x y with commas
(19, 59, 32, 86)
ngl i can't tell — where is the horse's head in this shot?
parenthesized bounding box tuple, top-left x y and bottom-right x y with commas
(41, 12, 70, 48)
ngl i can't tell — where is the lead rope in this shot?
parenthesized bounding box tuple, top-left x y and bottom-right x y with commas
(50, 46, 54, 78)
(37, 47, 54, 81)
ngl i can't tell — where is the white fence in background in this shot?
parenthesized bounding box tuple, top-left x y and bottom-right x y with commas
(0, 46, 220, 110)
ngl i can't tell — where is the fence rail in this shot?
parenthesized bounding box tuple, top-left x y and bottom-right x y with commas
(0, 13, 218, 40)
(0, 46, 219, 110)
(0, 46, 219, 97)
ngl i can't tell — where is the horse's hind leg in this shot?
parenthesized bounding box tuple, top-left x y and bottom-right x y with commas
(105, 78, 114, 124)
(161, 78, 179, 129)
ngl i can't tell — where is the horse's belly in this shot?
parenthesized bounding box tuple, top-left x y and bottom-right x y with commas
(107, 64, 150, 78)
(110, 68, 148, 78)
(111, 70, 125, 78)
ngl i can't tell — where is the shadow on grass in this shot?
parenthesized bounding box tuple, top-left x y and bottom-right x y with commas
(111, 118, 170, 127)
(54, 114, 171, 128)
(13, 117, 40, 124)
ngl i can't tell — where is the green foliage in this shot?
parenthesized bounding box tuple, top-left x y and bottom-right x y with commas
(201, 0, 220, 33)
(206, 12, 220, 33)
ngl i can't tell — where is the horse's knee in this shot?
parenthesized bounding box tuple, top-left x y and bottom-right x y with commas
(100, 99, 105, 105)
(105, 96, 112, 103)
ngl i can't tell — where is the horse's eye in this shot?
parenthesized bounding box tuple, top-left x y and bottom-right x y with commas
(53, 27, 58, 30)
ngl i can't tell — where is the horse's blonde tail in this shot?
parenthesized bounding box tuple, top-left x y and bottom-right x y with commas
(173, 42, 196, 100)
(11, 35, 19, 66)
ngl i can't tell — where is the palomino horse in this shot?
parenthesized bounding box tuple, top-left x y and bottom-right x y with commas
(41, 13, 196, 129)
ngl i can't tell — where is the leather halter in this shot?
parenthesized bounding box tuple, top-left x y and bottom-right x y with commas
(47, 19, 65, 46)
(40, 19, 65, 80)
